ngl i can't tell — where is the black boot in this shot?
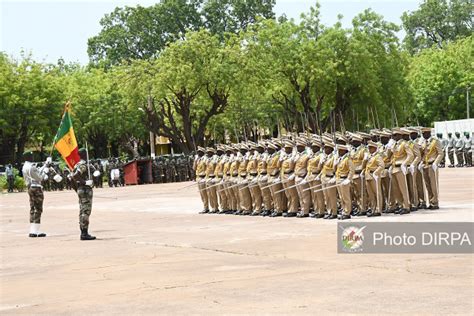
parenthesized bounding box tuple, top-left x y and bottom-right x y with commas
(80, 228, 96, 240)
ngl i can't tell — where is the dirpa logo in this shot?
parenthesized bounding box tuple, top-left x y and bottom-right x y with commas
(341, 225, 366, 252)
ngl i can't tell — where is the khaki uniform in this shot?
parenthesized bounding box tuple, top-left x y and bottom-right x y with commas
(390, 140, 414, 210)
(379, 144, 394, 210)
(222, 156, 232, 211)
(229, 158, 240, 211)
(215, 156, 227, 211)
(350, 145, 368, 212)
(306, 152, 325, 215)
(247, 152, 262, 213)
(295, 151, 311, 214)
(268, 152, 286, 213)
(320, 153, 337, 215)
(407, 140, 421, 208)
(364, 152, 384, 213)
(194, 156, 209, 211)
(336, 154, 354, 216)
(238, 154, 252, 213)
(416, 138, 427, 206)
(421, 137, 443, 207)
(257, 153, 273, 211)
(205, 156, 219, 211)
(280, 153, 298, 213)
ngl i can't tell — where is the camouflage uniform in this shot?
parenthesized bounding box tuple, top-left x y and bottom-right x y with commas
(73, 160, 93, 230)
(22, 159, 48, 237)
(28, 187, 44, 222)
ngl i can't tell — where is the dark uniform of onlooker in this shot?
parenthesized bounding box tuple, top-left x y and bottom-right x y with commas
(5, 164, 14, 192)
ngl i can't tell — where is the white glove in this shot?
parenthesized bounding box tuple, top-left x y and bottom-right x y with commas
(328, 178, 336, 184)
(288, 174, 295, 181)
(401, 164, 407, 175)
(342, 179, 350, 186)
(409, 165, 415, 174)
(360, 172, 365, 180)
(300, 179, 307, 185)
(418, 163, 424, 171)
(273, 178, 280, 184)
(315, 176, 321, 181)
(373, 174, 379, 182)
(432, 163, 438, 172)
(85, 180, 93, 187)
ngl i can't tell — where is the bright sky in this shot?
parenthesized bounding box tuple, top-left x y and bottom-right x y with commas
(1, 0, 420, 65)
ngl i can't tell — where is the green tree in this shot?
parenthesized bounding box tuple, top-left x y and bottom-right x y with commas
(240, 6, 410, 134)
(0, 53, 65, 164)
(121, 30, 243, 153)
(408, 35, 473, 124)
(88, 0, 275, 66)
(88, 1, 203, 66)
(63, 66, 147, 158)
(402, 0, 473, 54)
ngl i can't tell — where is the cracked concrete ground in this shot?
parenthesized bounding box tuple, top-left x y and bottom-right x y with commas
(1, 168, 473, 315)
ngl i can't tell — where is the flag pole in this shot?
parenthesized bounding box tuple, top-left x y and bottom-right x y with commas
(85, 141, 91, 180)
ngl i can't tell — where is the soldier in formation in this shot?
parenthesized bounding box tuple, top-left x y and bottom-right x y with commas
(194, 126, 445, 220)
(151, 155, 193, 183)
(437, 131, 472, 168)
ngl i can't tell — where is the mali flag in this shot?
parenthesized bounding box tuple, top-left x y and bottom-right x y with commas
(53, 103, 80, 169)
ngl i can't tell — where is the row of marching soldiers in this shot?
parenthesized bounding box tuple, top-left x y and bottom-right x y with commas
(193, 127, 443, 219)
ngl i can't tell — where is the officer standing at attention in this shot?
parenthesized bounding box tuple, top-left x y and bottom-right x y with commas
(464, 132, 472, 167)
(294, 138, 311, 218)
(194, 147, 210, 214)
(389, 129, 414, 215)
(364, 141, 384, 217)
(22, 152, 48, 237)
(437, 133, 447, 167)
(420, 128, 443, 209)
(335, 144, 354, 220)
(280, 140, 298, 217)
(306, 138, 325, 218)
(446, 132, 455, 167)
(454, 132, 465, 167)
(319, 136, 338, 219)
(72, 148, 96, 240)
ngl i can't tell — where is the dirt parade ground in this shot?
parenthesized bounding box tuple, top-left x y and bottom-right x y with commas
(0, 168, 473, 315)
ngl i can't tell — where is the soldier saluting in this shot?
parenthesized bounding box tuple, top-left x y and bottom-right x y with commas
(72, 148, 96, 240)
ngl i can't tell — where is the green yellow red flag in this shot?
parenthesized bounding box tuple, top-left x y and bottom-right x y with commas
(53, 102, 80, 169)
